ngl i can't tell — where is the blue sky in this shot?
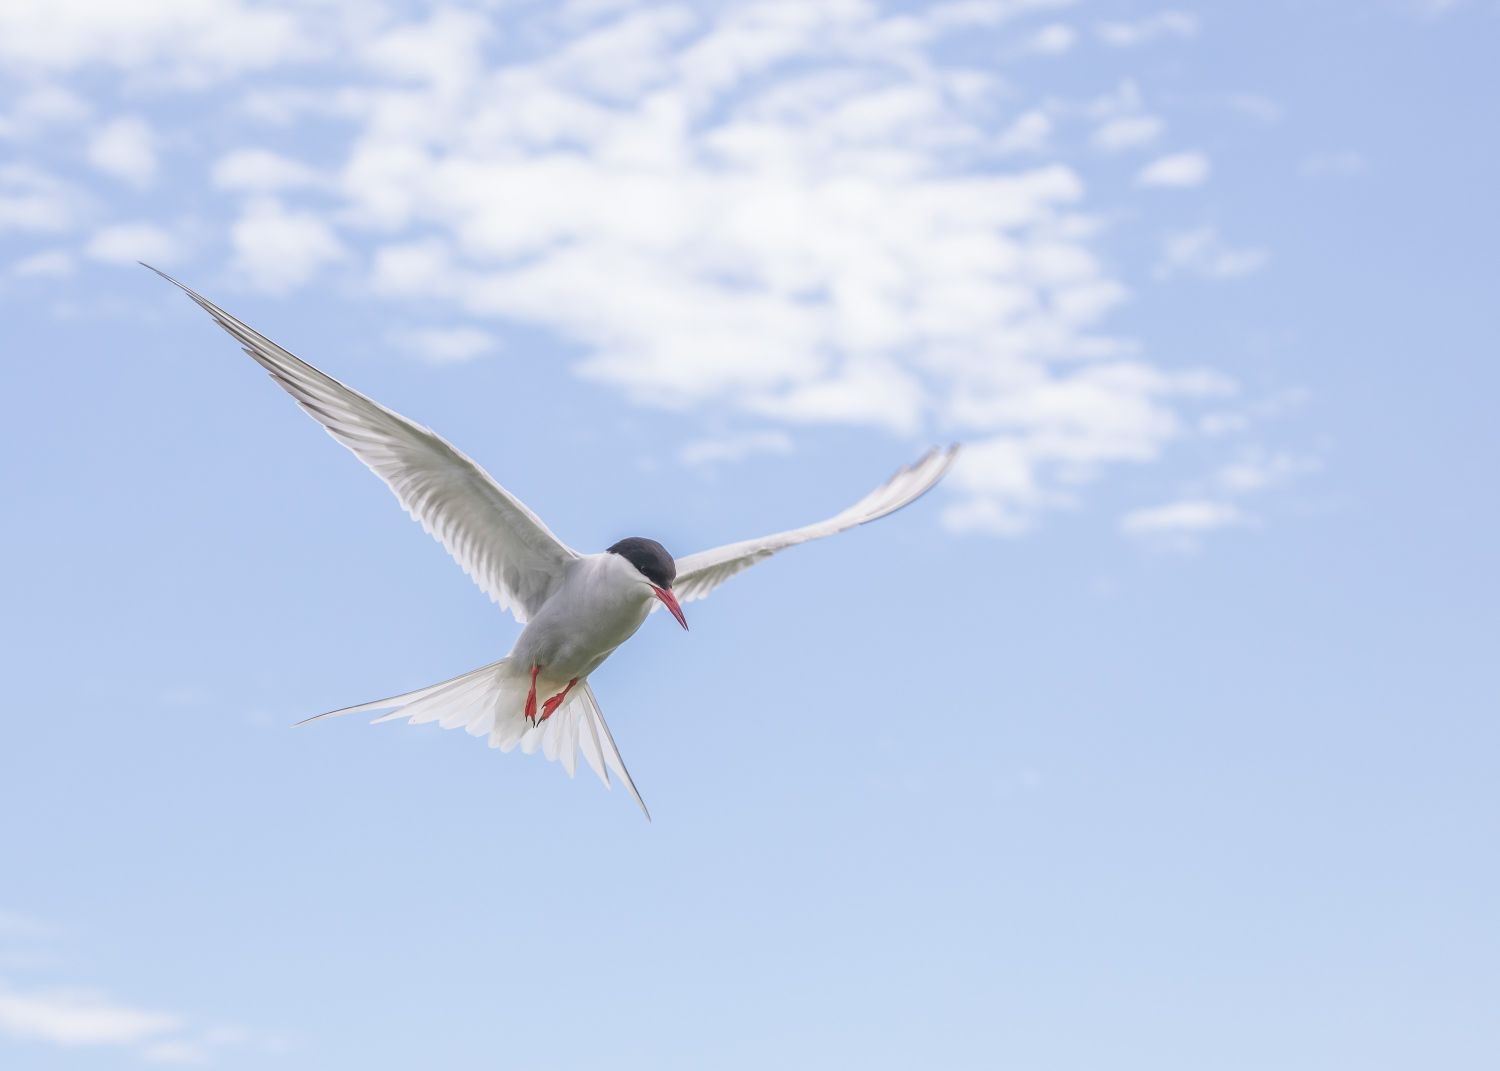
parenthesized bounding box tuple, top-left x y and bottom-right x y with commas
(2, 0, 1497, 1067)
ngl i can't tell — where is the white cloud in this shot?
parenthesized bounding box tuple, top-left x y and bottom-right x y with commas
(1216, 450, 1316, 493)
(345, 11, 1116, 441)
(0, 85, 92, 138)
(0, 984, 179, 1048)
(1137, 150, 1211, 187)
(1087, 78, 1146, 120)
(10, 249, 74, 277)
(0, 912, 281, 1065)
(1097, 11, 1199, 47)
(86, 116, 158, 188)
(211, 149, 323, 193)
(679, 430, 794, 467)
(1155, 226, 1268, 280)
(1120, 442, 1314, 547)
(319, 0, 1241, 526)
(0, 982, 279, 1066)
(942, 362, 1232, 534)
(0, 0, 1265, 536)
(1121, 499, 1243, 536)
(389, 326, 497, 364)
(1024, 23, 1077, 54)
(230, 197, 344, 292)
(360, 7, 491, 91)
(85, 221, 181, 264)
(1199, 387, 1311, 438)
(1092, 114, 1164, 152)
(0, 0, 314, 84)
(0, 164, 79, 232)
(931, 0, 1078, 29)
(995, 109, 1052, 152)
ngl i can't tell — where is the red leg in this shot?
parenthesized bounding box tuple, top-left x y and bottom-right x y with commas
(525, 664, 540, 725)
(540, 678, 579, 722)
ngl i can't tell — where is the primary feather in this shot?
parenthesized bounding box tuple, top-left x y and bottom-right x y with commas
(672, 445, 960, 603)
(144, 265, 576, 624)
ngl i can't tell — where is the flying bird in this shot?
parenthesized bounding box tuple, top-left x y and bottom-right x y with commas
(148, 266, 958, 817)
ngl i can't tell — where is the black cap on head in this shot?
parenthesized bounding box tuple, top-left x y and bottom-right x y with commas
(607, 537, 676, 589)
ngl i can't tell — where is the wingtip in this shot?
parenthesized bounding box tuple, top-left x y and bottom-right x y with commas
(140, 261, 192, 294)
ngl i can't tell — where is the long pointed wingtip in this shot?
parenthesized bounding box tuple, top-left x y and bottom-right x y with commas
(140, 262, 200, 301)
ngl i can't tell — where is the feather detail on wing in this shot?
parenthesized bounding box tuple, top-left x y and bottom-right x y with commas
(671, 445, 959, 604)
(298, 662, 649, 819)
(146, 265, 576, 624)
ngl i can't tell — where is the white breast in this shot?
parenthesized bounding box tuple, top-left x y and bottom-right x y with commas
(508, 553, 654, 682)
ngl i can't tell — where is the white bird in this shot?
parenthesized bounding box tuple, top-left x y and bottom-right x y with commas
(149, 266, 959, 818)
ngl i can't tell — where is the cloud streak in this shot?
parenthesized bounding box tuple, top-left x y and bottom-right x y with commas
(0, 910, 281, 1066)
(0, 0, 1279, 539)
(1137, 150, 1211, 187)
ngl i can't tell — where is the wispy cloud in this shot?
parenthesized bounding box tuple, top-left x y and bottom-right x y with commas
(10, 248, 74, 278)
(0, 984, 181, 1048)
(86, 116, 159, 189)
(1096, 11, 1199, 48)
(85, 221, 182, 265)
(1120, 440, 1315, 549)
(679, 429, 794, 467)
(0, 164, 80, 233)
(995, 109, 1053, 152)
(0, 0, 316, 84)
(229, 197, 344, 292)
(1137, 151, 1211, 188)
(1216, 449, 1318, 493)
(0, 0, 1283, 538)
(389, 326, 497, 365)
(1120, 498, 1244, 545)
(0, 910, 281, 1066)
(211, 148, 324, 193)
(0, 84, 91, 138)
(1024, 22, 1077, 55)
(1092, 114, 1164, 152)
(1155, 226, 1268, 280)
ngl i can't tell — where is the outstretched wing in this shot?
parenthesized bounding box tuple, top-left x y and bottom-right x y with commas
(672, 445, 959, 604)
(148, 265, 576, 623)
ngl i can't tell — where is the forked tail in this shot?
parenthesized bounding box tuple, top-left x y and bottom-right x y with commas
(298, 659, 649, 819)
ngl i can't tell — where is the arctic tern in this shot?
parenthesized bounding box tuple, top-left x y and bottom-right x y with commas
(148, 266, 958, 817)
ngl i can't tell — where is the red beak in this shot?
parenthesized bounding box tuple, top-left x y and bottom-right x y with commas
(652, 585, 689, 630)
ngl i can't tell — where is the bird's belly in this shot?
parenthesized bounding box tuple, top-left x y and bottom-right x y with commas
(512, 590, 651, 682)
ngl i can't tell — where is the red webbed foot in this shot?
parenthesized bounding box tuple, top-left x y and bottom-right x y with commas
(539, 678, 579, 722)
(524, 664, 540, 725)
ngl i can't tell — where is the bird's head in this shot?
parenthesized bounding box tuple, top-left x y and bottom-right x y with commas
(607, 537, 688, 630)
